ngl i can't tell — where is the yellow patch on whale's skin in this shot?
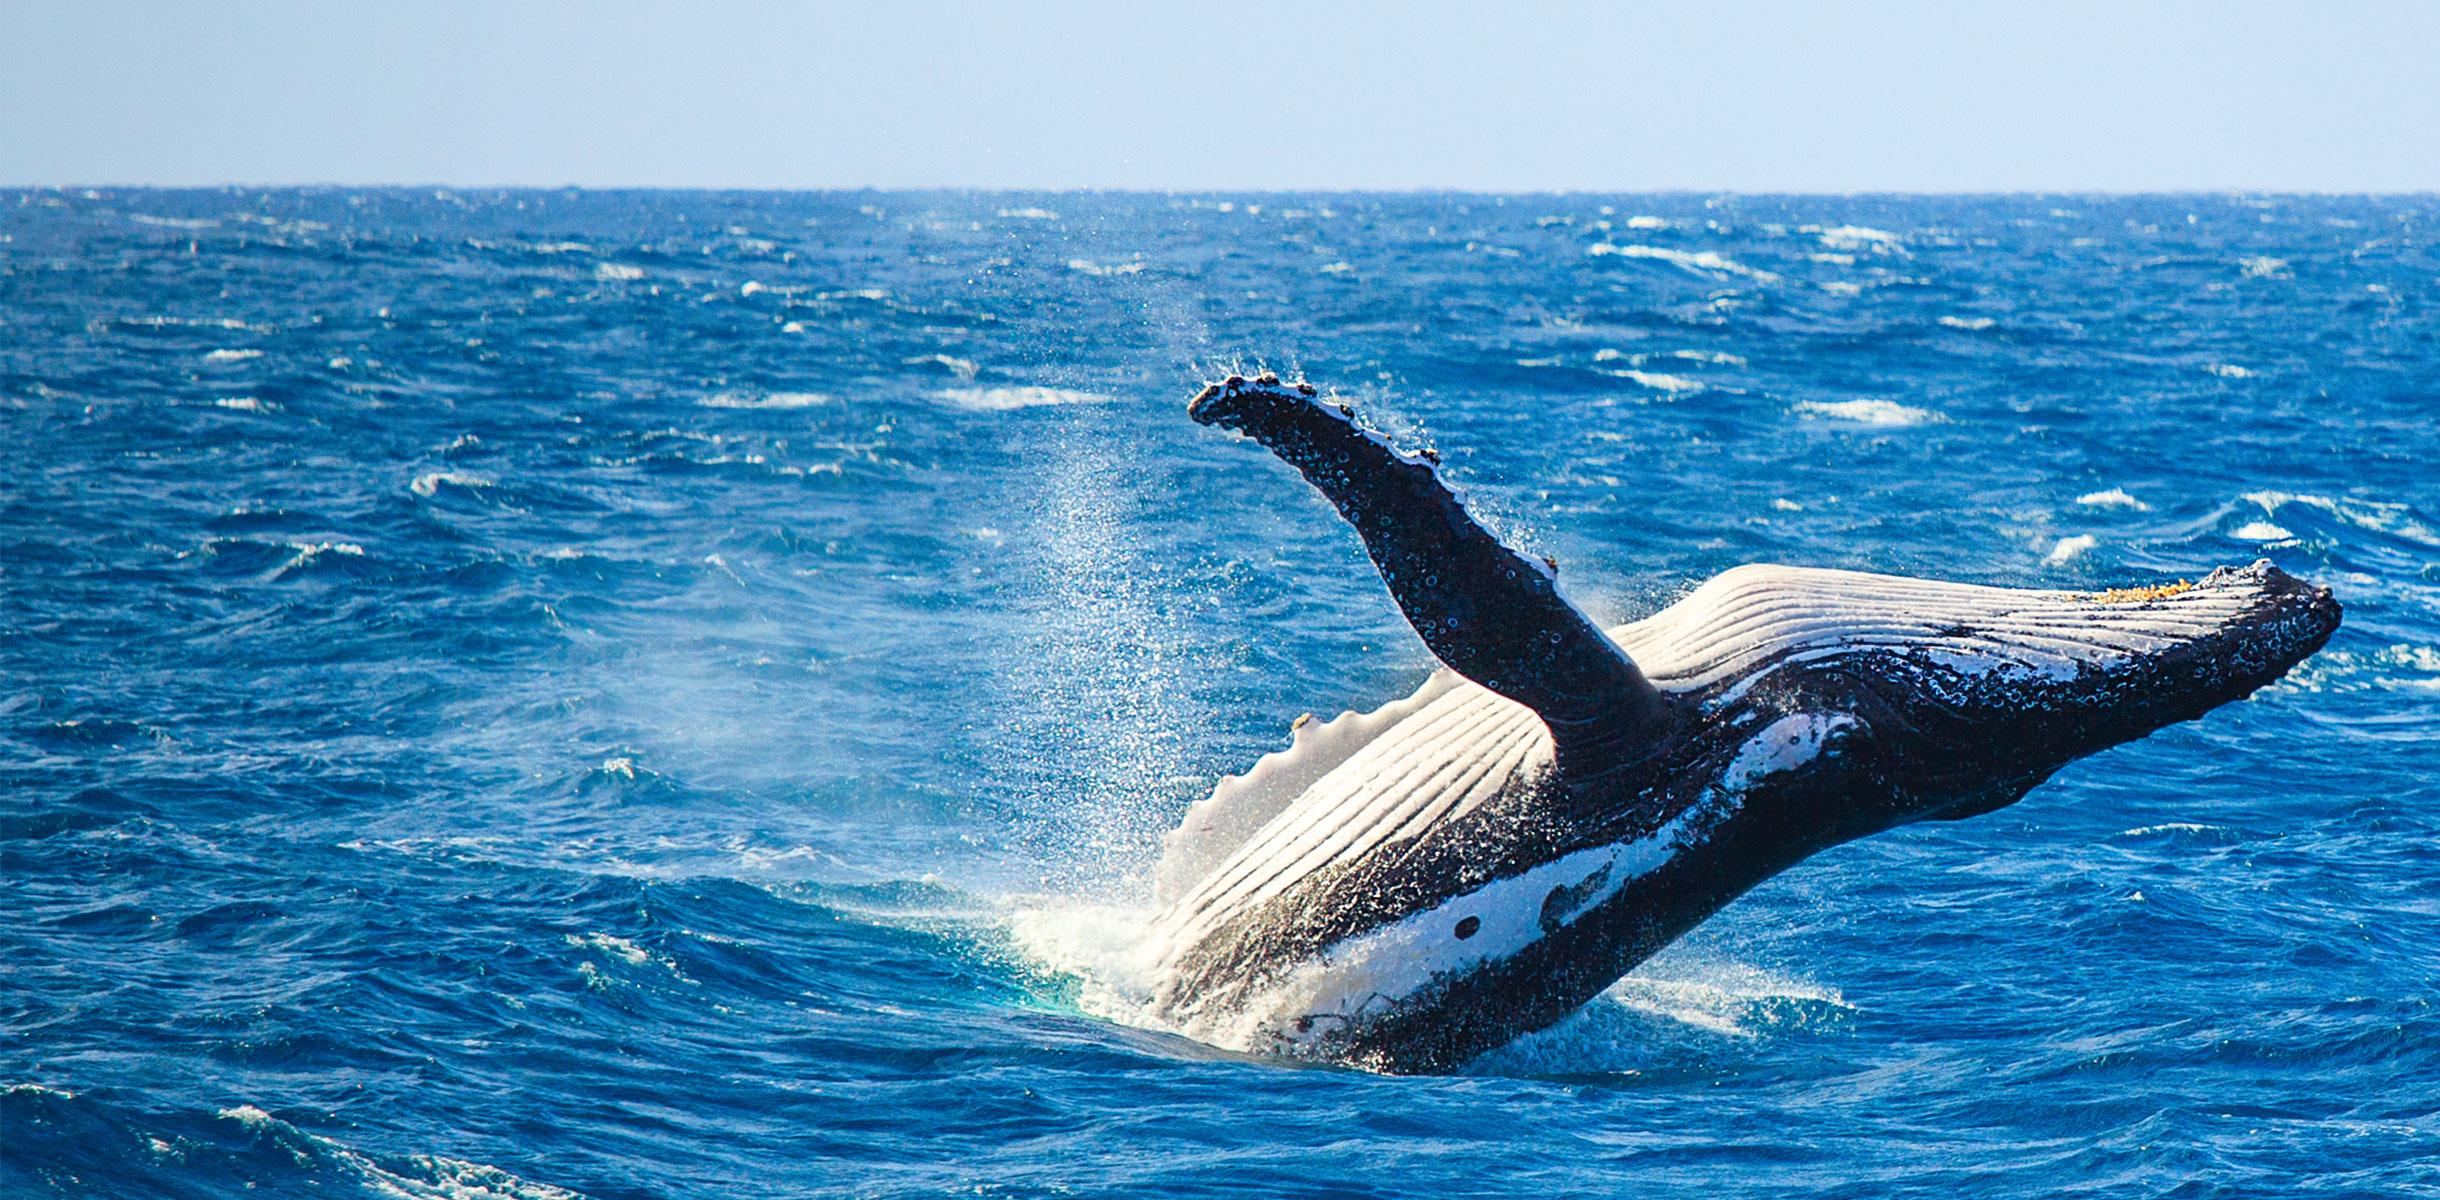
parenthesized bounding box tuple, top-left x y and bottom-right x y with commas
(2079, 580, 2197, 604)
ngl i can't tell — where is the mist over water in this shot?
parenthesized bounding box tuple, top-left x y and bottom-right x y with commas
(4, 189, 2436, 1198)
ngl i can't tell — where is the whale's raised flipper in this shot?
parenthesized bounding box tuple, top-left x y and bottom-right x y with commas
(1189, 375, 1671, 776)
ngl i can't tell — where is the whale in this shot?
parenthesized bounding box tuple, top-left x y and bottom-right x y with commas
(1144, 374, 2342, 1074)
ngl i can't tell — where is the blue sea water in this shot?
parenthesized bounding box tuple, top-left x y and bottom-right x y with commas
(2, 188, 2436, 1199)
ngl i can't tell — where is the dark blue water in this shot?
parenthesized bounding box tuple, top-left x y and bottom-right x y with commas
(4, 188, 2436, 1198)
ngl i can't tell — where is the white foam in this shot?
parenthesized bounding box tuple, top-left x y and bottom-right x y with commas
(213, 397, 269, 412)
(203, 348, 263, 363)
(1938, 315, 1997, 331)
(998, 207, 1058, 220)
(215, 1104, 586, 1199)
(934, 386, 1109, 412)
(410, 471, 493, 497)
(700, 391, 829, 409)
(1807, 224, 1905, 251)
(2232, 521, 2295, 542)
(2240, 256, 2291, 278)
(1596, 348, 1745, 370)
(2204, 363, 2255, 379)
(594, 263, 644, 281)
(2077, 488, 2148, 510)
(1005, 900, 1167, 1031)
(566, 931, 649, 966)
(129, 214, 218, 229)
(1066, 258, 1146, 276)
(2045, 534, 2098, 565)
(905, 353, 979, 380)
(1606, 368, 1705, 394)
(1585, 243, 1780, 283)
(1792, 398, 1940, 426)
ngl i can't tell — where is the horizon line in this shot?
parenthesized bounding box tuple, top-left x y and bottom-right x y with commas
(16, 184, 2440, 200)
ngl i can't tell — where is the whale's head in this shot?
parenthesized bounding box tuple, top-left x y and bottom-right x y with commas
(1629, 559, 2345, 834)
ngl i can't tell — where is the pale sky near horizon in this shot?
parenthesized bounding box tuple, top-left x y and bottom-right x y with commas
(4, 1, 2436, 192)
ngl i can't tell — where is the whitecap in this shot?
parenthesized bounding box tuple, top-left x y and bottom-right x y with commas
(129, 214, 218, 230)
(701, 391, 829, 409)
(594, 262, 644, 281)
(1316, 261, 1354, 274)
(934, 386, 1109, 412)
(2077, 488, 2148, 510)
(2239, 255, 2291, 278)
(1623, 215, 1672, 229)
(904, 353, 979, 380)
(273, 541, 366, 575)
(213, 397, 269, 412)
(998, 207, 1058, 220)
(2204, 363, 2254, 379)
(2232, 521, 2295, 542)
(1067, 258, 1146, 276)
(410, 471, 494, 497)
(203, 348, 263, 362)
(1938, 315, 1997, 331)
(1585, 243, 1780, 283)
(1606, 368, 1704, 394)
(2044, 534, 2098, 565)
(1807, 224, 1905, 252)
(566, 931, 651, 966)
(1793, 398, 1940, 426)
(214, 1105, 586, 1200)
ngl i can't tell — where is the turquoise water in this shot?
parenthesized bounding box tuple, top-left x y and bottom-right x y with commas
(3, 189, 2435, 1198)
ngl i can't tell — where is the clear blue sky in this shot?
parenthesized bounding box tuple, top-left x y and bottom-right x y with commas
(5, 1, 2436, 191)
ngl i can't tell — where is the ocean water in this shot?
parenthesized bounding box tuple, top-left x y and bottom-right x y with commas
(3, 188, 2435, 1199)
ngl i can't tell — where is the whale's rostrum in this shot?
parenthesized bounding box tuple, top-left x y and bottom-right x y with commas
(1146, 374, 2342, 1074)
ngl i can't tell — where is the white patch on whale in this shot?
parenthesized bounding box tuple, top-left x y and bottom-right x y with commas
(1196, 712, 1858, 1052)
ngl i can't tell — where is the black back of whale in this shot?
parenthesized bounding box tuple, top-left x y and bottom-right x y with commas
(1157, 376, 2343, 1073)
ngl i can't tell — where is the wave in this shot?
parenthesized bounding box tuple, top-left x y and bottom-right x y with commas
(1, 1086, 588, 1200)
(933, 386, 1110, 412)
(1792, 398, 1942, 426)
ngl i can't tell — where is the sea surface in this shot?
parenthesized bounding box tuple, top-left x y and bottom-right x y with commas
(3, 189, 2436, 1199)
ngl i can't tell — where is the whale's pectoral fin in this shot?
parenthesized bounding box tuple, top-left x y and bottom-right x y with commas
(1190, 375, 1672, 773)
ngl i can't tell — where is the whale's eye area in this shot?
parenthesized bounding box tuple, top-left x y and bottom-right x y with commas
(1454, 916, 1481, 940)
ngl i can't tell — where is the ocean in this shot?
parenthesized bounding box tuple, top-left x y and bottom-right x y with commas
(3, 188, 2434, 1198)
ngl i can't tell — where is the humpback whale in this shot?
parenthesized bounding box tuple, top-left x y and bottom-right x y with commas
(1145, 374, 2341, 1074)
